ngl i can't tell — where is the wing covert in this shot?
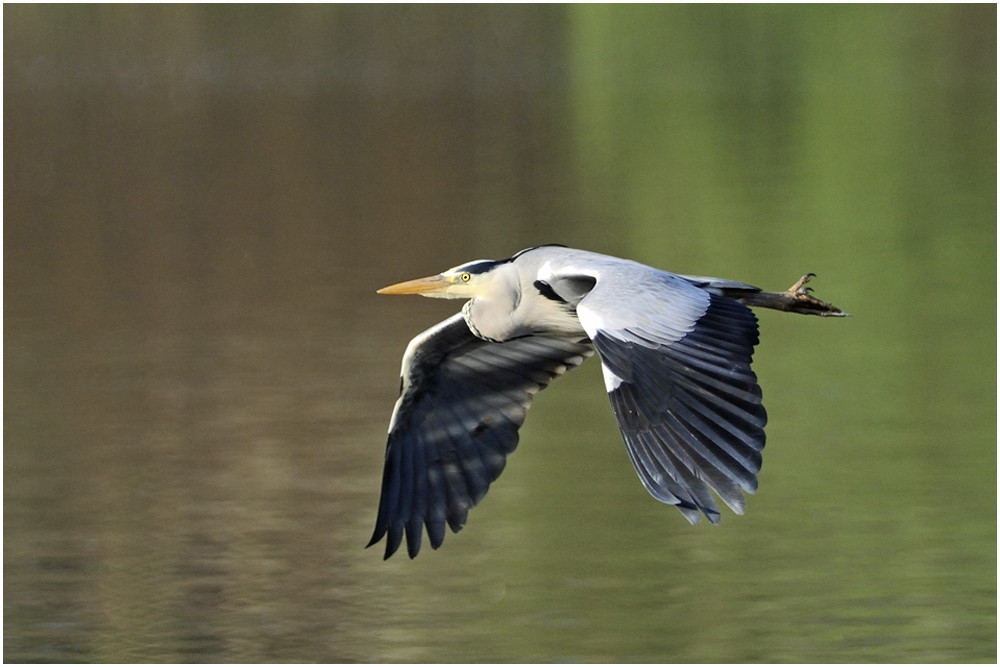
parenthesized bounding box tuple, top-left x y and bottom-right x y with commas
(368, 314, 593, 558)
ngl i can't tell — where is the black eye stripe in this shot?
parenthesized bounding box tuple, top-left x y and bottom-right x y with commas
(456, 261, 498, 275)
(453, 246, 567, 276)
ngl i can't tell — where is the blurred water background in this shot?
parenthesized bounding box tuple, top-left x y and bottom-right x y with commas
(4, 5, 996, 662)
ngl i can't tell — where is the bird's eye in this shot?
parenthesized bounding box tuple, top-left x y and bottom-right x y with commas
(460, 273, 471, 282)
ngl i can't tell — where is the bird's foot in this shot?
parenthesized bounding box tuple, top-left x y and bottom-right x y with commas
(787, 273, 816, 296)
(738, 274, 848, 316)
(782, 273, 847, 317)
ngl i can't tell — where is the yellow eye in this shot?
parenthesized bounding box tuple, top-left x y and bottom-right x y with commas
(460, 273, 471, 282)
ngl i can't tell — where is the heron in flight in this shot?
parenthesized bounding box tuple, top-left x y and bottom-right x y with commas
(368, 245, 845, 559)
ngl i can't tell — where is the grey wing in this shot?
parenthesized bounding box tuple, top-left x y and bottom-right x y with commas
(368, 313, 593, 559)
(574, 270, 767, 524)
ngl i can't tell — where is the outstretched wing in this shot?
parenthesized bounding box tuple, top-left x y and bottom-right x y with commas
(368, 313, 593, 559)
(570, 268, 767, 524)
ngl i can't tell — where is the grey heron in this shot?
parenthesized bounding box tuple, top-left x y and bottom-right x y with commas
(368, 245, 845, 559)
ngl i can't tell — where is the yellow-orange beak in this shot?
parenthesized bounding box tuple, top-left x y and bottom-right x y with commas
(377, 274, 451, 295)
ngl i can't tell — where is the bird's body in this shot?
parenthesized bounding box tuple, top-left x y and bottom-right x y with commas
(369, 245, 844, 558)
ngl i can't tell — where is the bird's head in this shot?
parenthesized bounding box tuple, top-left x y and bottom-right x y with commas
(377, 260, 507, 300)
